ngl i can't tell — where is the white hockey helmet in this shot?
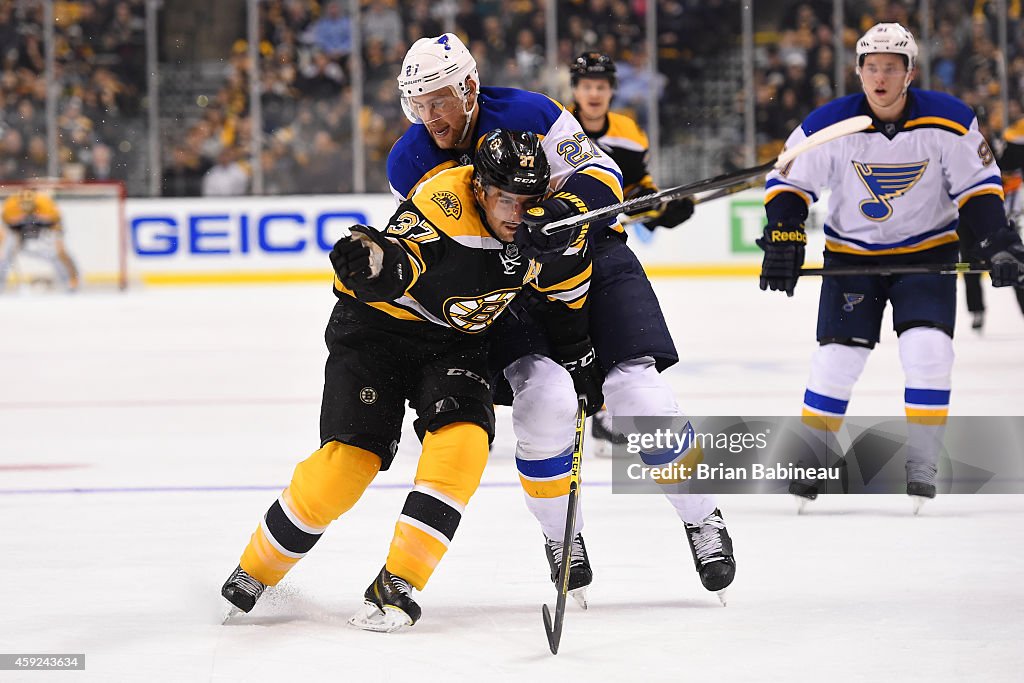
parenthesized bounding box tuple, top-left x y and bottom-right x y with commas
(398, 33, 480, 124)
(856, 22, 918, 71)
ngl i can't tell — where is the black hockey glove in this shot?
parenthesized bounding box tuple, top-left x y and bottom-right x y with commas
(645, 197, 694, 231)
(514, 193, 588, 263)
(977, 229, 1024, 288)
(552, 338, 604, 417)
(756, 221, 807, 297)
(329, 225, 410, 302)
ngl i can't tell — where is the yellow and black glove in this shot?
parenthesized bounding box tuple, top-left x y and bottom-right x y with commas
(514, 193, 588, 262)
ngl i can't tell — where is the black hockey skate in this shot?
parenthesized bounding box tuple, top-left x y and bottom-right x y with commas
(907, 481, 937, 515)
(348, 566, 421, 633)
(590, 408, 627, 458)
(544, 533, 592, 609)
(907, 462, 938, 515)
(788, 479, 819, 513)
(221, 565, 266, 614)
(684, 509, 735, 604)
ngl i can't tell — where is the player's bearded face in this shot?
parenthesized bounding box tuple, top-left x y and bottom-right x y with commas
(573, 78, 613, 119)
(406, 86, 476, 150)
(477, 186, 543, 242)
(859, 53, 911, 110)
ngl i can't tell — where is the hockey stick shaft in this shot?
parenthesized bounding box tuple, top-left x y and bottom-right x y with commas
(540, 114, 872, 236)
(541, 397, 586, 655)
(691, 179, 763, 205)
(800, 262, 990, 277)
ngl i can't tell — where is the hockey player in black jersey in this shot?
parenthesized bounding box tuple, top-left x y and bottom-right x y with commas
(390, 34, 736, 608)
(221, 130, 600, 632)
(568, 51, 697, 456)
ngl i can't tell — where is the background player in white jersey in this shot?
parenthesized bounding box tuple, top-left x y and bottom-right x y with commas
(568, 51, 697, 455)
(0, 189, 79, 293)
(389, 34, 735, 605)
(759, 23, 1024, 508)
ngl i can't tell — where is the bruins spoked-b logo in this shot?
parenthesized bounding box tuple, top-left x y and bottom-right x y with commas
(359, 387, 378, 404)
(443, 289, 519, 333)
(853, 160, 928, 221)
(430, 190, 462, 219)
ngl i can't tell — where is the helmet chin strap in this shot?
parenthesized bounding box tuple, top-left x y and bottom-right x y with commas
(454, 95, 478, 148)
(902, 68, 913, 94)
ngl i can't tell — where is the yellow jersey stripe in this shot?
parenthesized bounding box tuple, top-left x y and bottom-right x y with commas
(825, 232, 958, 256)
(765, 186, 812, 206)
(406, 160, 459, 199)
(581, 167, 625, 200)
(904, 116, 968, 135)
(957, 187, 1005, 206)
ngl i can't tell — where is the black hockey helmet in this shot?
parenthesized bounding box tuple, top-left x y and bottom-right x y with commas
(570, 51, 617, 87)
(473, 129, 550, 197)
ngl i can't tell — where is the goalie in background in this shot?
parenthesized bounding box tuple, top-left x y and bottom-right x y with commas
(0, 189, 80, 293)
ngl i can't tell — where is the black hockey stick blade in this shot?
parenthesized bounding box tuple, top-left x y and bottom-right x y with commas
(540, 115, 871, 236)
(799, 262, 990, 277)
(542, 603, 560, 654)
(541, 397, 587, 655)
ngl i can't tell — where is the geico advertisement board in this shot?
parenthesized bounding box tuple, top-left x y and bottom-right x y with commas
(124, 190, 830, 281)
(126, 195, 397, 275)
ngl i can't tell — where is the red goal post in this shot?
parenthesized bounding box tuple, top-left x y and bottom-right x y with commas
(0, 179, 129, 290)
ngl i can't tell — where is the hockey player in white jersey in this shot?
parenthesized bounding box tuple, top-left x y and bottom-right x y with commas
(758, 23, 1024, 510)
(389, 34, 735, 605)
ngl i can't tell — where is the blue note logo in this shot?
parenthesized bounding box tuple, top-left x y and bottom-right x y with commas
(842, 293, 865, 312)
(853, 160, 928, 221)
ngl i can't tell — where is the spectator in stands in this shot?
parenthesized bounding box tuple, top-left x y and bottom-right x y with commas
(297, 48, 346, 100)
(615, 47, 665, 126)
(85, 143, 117, 181)
(363, 1, 403, 51)
(163, 146, 211, 198)
(0, 127, 24, 180)
(308, 1, 352, 65)
(201, 147, 249, 197)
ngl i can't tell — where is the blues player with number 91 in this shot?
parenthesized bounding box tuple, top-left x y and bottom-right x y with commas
(759, 23, 1024, 510)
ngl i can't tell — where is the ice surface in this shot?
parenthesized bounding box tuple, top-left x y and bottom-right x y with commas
(1, 279, 1022, 682)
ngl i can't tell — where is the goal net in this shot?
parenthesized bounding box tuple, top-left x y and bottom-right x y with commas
(0, 180, 128, 291)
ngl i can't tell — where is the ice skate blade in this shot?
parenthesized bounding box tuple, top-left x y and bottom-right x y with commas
(794, 495, 812, 514)
(570, 587, 588, 610)
(591, 439, 614, 459)
(348, 601, 414, 633)
(911, 496, 928, 515)
(716, 589, 728, 607)
(221, 606, 243, 625)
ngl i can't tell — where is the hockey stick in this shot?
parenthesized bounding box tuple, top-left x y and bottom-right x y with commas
(541, 397, 587, 655)
(691, 179, 763, 205)
(800, 262, 991, 277)
(541, 114, 873, 236)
